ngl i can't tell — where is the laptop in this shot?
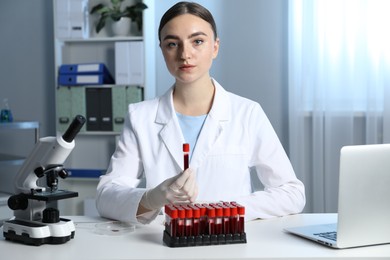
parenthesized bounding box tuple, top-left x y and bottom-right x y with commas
(285, 143, 390, 249)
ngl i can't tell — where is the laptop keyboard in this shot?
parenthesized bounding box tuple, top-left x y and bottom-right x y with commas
(314, 231, 337, 241)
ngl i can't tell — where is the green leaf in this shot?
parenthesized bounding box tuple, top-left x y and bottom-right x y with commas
(96, 17, 106, 33)
(90, 4, 104, 14)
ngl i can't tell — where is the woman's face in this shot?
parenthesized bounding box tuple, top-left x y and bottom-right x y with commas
(160, 14, 219, 85)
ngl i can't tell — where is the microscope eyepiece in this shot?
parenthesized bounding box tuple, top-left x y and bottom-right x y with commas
(62, 115, 86, 143)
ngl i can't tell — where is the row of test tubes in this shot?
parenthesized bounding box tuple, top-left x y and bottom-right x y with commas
(163, 201, 246, 247)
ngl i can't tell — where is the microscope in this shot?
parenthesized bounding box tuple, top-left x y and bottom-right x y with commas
(2, 115, 86, 246)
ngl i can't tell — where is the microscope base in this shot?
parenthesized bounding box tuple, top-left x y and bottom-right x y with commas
(3, 218, 75, 246)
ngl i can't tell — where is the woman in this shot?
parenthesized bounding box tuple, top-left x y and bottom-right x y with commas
(96, 1, 305, 224)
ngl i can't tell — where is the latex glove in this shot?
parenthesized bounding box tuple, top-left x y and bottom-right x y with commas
(140, 168, 198, 210)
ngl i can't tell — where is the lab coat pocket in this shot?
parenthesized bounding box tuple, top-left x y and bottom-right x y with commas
(208, 146, 247, 156)
(207, 146, 248, 177)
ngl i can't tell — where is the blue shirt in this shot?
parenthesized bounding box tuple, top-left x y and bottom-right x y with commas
(176, 112, 207, 160)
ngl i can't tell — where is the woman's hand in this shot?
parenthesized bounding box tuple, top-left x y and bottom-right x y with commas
(140, 168, 198, 210)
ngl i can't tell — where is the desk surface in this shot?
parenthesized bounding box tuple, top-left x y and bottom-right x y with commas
(1, 214, 389, 260)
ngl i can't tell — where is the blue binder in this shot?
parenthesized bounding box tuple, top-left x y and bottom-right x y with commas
(59, 63, 111, 75)
(58, 73, 114, 86)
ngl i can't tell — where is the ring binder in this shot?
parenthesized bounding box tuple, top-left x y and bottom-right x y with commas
(58, 63, 114, 86)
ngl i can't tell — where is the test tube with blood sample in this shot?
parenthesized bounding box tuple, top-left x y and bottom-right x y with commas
(231, 202, 245, 234)
(188, 204, 200, 236)
(164, 204, 178, 237)
(182, 205, 193, 237)
(228, 203, 239, 235)
(175, 205, 186, 237)
(210, 203, 223, 235)
(183, 143, 190, 170)
(195, 203, 207, 235)
(204, 204, 216, 235)
(221, 203, 231, 235)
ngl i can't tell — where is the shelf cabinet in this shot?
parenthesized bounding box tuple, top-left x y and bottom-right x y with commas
(54, 0, 155, 134)
(53, 0, 155, 215)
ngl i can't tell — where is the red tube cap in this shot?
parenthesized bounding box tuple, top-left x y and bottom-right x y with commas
(183, 143, 190, 152)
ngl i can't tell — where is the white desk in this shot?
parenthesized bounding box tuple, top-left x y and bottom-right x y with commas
(1, 214, 389, 260)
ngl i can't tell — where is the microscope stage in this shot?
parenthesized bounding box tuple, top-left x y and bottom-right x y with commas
(3, 218, 75, 246)
(26, 190, 78, 202)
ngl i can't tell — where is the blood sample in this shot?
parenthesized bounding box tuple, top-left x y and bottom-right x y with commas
(195, 203, 207, 235)
(228, 203, 238, 234)
(189, 204, 200, 236)
(221, 204, 231, 234)
(182, 205, 193, 237)
(175, 205, 186, 237)
(183, 143, 190, 170)
(210, 203, 223, 235)
(164, 204, 178, 237)
(231, 202, 245, 233)
(204, 204, 216, 235)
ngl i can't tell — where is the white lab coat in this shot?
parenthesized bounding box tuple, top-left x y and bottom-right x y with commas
(96, 79, 305, 223)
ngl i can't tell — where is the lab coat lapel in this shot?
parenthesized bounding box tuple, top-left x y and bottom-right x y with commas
(191, 80, 231, 169)
(156, 87, 185, 170)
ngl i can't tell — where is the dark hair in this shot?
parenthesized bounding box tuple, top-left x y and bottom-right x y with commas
(158, 1, 218, 41)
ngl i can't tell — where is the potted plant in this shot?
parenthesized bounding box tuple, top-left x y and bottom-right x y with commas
(90, 0, 148, 35)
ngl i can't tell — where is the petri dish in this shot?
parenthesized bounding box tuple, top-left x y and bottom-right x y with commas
(94, 221, 135, 236)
